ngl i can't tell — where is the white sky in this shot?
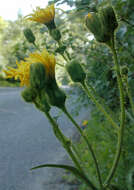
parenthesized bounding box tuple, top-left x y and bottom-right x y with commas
(0, 0, 54, 20)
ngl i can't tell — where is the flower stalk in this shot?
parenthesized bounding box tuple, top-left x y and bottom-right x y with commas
(44, 111, 97, 190)
(81, 81, 119, 131)
(61, 105, 103, 189)
(104, 35, 125, 187)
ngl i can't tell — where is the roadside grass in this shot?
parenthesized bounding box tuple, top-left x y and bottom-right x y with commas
(65, 110, 134, 190)
(0, 80, 20, 87)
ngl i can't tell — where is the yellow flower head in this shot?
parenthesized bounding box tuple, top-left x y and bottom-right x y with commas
(87, 13, 93, 19)
(25, 4, 55, 24)
(3, 49, 56, 87)
(82, 120, 88, 126)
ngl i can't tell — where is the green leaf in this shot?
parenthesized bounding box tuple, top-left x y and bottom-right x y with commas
(31, 164, 88, 184)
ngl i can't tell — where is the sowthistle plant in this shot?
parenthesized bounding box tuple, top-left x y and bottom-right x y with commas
(3, 3, 133, 190)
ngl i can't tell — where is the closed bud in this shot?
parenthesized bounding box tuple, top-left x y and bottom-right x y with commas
(49, 28, 61, 41)
(21, 87, 37, 103)
(100, 6, 118, 35)
(66, 60, 86, 83)
(85, 13, 110, 43)
(46, 81, 66, 109)
(35, 90, 51, 113)
(30, 63, 46, 91)
(23, 28, 35, 44)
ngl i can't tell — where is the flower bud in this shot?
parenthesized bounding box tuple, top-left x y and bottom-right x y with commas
(85, 13, 110, 43)
(66, 60, 86, 83)
(49, 28, 61, 41)
(99, 6, 118, 35)
(21, 87, 37, 103)
(23, 28, 35, 44)
(35, 90, 51, 113)
(30, 63, 46, 91)
(46, 81, 66, 109)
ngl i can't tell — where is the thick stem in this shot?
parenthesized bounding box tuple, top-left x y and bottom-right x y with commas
(81, 81, 119, 131)
(62, 106, 103, 189)
(45, 111, 97, 190)
(104, 36, 125, 187)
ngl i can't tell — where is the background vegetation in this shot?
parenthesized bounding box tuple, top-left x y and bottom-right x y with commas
(0, 0, 134, 189)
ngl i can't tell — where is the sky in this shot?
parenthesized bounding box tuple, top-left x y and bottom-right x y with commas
(0, 0, 56, 21)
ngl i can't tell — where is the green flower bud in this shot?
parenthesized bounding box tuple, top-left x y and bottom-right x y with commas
(66, 60, 86, 83)
(99, 6, 118, 35)
(30, 63, 46, 91)
(35, 90, 51, 113)
(23, 28, 35, 44)
(21, 87, 37, 103)
(85, 13, 110, 43)
(49, 28, 61, 41)
(46, 81, 66, 109)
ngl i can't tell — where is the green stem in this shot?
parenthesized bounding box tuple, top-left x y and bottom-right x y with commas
(61, 53, 69, 62)
(62, 106, 103, 189)
(126, 80, 134, 116)
(71, 143, 84, 164)
(45, 111, 97, 190)
(88, 83, 119, 123)
(33, 42, 40, 51)
(57, 40, 70, 62)
(65, 49, 71, 60)
(56, 62, 65, 67)
(81, 81, 119, 131)
(104, 35, 125, 187)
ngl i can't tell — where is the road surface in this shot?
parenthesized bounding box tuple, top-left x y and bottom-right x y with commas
(0, 87, 91, 190)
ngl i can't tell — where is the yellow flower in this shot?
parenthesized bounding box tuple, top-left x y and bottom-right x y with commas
(82, 120, 88, 126)
(25, 4, 55, 24)
(87, 13, 92, 19)
(3, 49, 56, 87)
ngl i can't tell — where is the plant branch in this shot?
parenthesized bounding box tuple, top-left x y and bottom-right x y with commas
(104, 35, 125, 187)
(62, 106, 103, 189)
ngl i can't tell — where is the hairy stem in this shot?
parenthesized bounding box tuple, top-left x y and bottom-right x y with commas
(45, 111, 97, 190)
(62, 106, 103, 189)
(104, 35, 125, 187)
(81, 81, 119, 131)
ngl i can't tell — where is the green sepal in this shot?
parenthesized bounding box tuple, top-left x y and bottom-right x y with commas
(23, 28, 35, 44)
(45, 19, 56, 30)
(21, 87, 37, 103)
(66, 60, 86, 83)
(34, 90, 51, 113)
(49, 28, 61, 41)
(85, 13, 110, 43)
(45, 80, 66, 109)
(99, 6, 118, 35)
(30, 63, 46, 91)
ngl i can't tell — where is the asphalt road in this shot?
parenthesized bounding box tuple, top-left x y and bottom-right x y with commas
(0, 87, 90, 190)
